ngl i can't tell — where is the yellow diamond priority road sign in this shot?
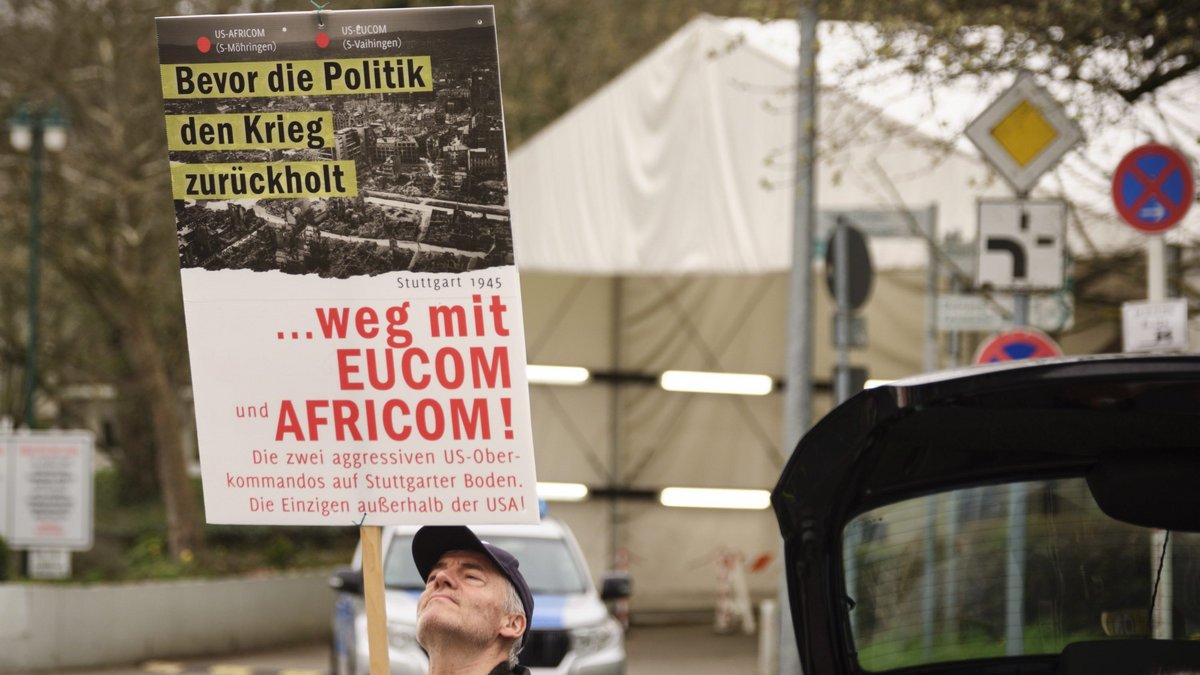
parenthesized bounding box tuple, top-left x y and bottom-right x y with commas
(965, 74, 1083, 194)
(991, 100, 1057, 167)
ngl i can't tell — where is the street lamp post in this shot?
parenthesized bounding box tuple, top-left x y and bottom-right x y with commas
(8, 105, 68, 430)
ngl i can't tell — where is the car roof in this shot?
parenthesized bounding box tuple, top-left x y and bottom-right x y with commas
(772, 353, 1200, 675)
(775, 353, 1200, 530)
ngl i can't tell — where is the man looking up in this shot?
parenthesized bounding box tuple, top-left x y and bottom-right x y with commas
(413, 525, 535, 675)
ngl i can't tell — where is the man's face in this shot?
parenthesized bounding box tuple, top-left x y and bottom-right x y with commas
(415, 549, 524, 650)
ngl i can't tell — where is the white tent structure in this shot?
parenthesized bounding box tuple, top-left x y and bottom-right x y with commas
(506, 16, 1200, 613)
(512, 15, 1199, 274)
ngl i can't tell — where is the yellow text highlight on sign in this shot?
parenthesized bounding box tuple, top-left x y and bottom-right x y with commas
(170, 161, 357, 200)
(160, 58, 433, 99)
(165, 112, 335, 151)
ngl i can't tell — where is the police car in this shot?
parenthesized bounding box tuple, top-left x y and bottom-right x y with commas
(330, 514, 629, 675)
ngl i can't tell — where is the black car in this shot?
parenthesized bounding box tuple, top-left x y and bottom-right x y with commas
(773, 354, 1200, 674)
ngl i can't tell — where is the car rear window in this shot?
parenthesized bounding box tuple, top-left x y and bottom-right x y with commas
(384, 534, 590, 594)
(843, 477, 1200, 671)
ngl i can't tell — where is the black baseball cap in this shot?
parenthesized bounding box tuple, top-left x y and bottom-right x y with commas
(412, 525, 535, 646)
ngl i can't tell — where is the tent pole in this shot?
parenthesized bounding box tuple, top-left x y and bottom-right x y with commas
(609, 276, 624, 575)
(780, 0, 819, 673)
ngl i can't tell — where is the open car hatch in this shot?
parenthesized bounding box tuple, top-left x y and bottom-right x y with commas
(772, 355, 1200, 674)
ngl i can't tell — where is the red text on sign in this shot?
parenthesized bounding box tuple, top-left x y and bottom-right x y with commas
(336, 346, 510, 391)
(274, 396, 509, 442)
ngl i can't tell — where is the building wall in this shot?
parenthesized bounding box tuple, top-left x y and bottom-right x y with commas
(0, 570, 334, 672)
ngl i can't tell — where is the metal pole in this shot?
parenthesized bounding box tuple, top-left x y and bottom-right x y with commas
(834, 218, 850, 403)
(1166, 243, 1181, 297)
(924, 206, 939, 372)
(1152, 529, 1173, 638)
(1012, 203, 1031, 328)
(22, 121, 45, 430)
(1012, 294, 1030, 327)
(1147, 236, 1166, 304)
(947, 275, 962, 368)
(922, 496, 937, 658)
(1003, 199, 1031, 655)
(780, 1, 818, 672)
(1005, 483, 1027, 655)
(843, 520, 861, 640)
(944, 491, 961, 638)
(1147, 236, 1172, 639)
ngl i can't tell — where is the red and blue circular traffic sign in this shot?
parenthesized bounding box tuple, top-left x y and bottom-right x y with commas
(1111, 143, 1194, 234)
(975, 328, 1063, 365)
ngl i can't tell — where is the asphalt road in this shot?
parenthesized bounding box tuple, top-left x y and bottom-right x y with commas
(53, 622, 761, 675)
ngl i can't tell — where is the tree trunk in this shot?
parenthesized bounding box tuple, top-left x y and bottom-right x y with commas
(108, 380, 162, 503)
(120, 298, 203, 559)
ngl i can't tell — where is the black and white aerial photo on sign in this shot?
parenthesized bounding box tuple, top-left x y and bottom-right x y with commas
(162, 16, 514, 278)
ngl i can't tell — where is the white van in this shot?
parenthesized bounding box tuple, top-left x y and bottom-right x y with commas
(330, 516, 629, 675)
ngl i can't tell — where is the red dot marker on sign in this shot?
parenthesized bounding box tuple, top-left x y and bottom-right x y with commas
(196, 36, 211, 53)
(315, 32, 330, 48)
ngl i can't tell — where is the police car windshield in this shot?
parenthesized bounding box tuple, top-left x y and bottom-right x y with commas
(384, 534, 590, 594)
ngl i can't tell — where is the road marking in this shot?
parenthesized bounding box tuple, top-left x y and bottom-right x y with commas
(209, 666, 253, 675)
(141, 658, 324, 675)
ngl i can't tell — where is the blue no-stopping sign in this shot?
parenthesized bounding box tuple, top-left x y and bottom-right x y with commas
(1111, 144, 1194, 234)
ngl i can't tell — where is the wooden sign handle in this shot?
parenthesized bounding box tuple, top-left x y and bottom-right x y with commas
(361, 525, 391, 675)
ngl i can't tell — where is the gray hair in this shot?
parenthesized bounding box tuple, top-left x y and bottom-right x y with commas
(503, 579, 526, 667)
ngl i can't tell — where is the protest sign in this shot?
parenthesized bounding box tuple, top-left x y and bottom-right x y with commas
(156, 7, 537, 527)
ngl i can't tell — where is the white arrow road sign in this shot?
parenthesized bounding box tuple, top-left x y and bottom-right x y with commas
(976, 199, 1066, 291)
